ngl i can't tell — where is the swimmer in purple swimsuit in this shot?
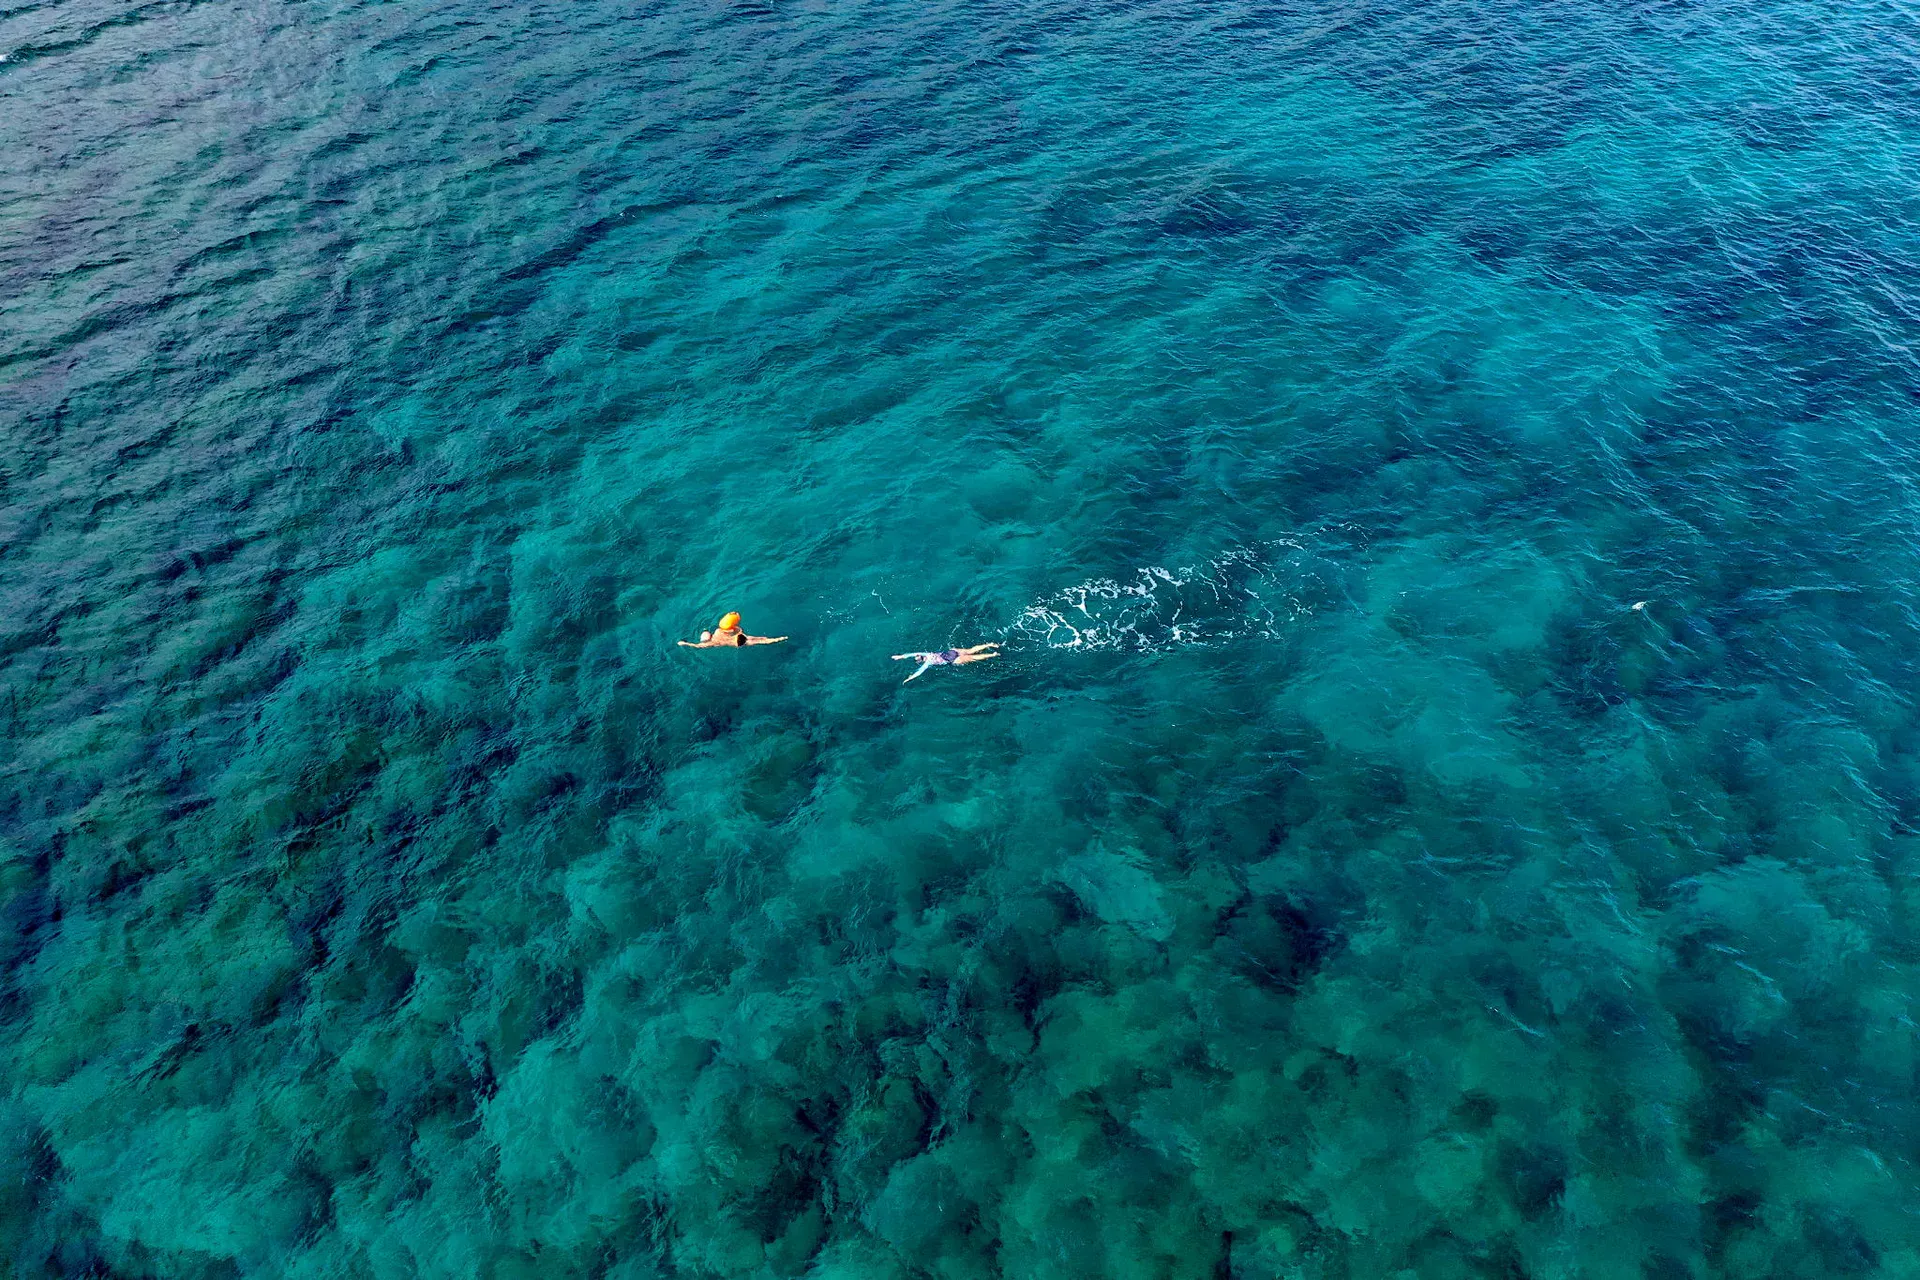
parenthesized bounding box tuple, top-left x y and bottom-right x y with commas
(892, 642, 1002, 683)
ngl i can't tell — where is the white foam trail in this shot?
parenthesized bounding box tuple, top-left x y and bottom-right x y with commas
(1006, 534, 1353, 652)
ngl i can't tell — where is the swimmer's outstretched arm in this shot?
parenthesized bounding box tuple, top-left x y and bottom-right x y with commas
(745, 635, 788, 645)
(891, 653, 936, 682)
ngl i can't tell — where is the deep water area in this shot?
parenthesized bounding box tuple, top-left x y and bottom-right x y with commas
(7, 0, 1920, 1275)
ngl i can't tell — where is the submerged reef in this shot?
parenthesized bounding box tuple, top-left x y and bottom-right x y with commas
(8, 0, 1920, 1271)
(6, 568, 1920, 1280)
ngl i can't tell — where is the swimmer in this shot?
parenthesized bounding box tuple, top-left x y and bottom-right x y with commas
(678, 612, 788, 648)
(892, 642, 1001, 682)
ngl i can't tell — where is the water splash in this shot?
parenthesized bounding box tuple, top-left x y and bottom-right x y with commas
(1006, 533, 1358, 652)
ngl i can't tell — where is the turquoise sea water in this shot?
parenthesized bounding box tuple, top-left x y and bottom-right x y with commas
(7, 0, 1920, 1275)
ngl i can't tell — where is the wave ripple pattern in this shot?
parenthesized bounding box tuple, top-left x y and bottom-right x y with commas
(6, 0, 1920, 1276)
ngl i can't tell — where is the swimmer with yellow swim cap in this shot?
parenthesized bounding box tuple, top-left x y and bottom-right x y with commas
(678, 611, 788, 649)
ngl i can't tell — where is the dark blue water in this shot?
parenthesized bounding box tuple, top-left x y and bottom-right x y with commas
(6, 0, 1920, 1275)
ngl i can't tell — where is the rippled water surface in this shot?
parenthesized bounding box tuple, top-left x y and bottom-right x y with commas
(7, 0, 1920, 1275)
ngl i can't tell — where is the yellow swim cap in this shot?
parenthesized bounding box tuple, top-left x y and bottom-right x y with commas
(717, 612, 741, 631)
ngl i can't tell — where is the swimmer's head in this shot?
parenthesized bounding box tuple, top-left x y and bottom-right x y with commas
(717, 612, 741, 632)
